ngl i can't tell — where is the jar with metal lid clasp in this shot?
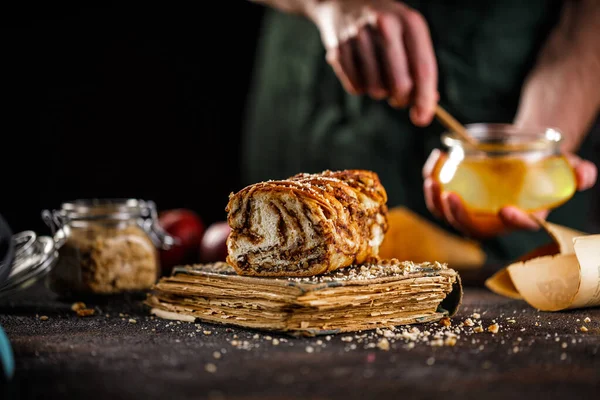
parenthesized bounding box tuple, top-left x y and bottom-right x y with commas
(41, 199, 175, 297)
(431, 124, 577, 216)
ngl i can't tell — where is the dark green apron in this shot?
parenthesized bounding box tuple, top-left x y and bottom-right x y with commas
(241, 0, 597, 265)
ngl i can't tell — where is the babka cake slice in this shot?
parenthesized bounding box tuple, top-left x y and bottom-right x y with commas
(225, 169, 389, 277)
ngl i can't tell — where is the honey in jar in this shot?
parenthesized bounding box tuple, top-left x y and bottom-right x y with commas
(432, 124, 577, 215)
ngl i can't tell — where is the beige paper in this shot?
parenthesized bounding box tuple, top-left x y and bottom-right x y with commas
(484, 269, 522, 300)
(535, 219, 586, 255)
(571, 235, 600, 309)
(485, 220, 600, 311)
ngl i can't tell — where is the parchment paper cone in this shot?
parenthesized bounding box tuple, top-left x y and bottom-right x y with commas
(485, 220, 600, 311)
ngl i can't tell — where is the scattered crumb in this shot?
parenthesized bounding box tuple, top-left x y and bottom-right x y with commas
(471, 313, 481, 319)
(77, 309, 95, 317)
(305, 346, 314, 353)
(128, 319, 137, 324)
(39, 316, 49, 321)
(584, 317, 591, 323)
(560, 353, 567, 361)
(439, 317, 451, 327)
(203, 331, 212, 335)
(264, 336, 272, 340)
(383, 330, 395, 338)
(561, 342, 568, 349)
(426, 357, 435, 366)
(487, 323, 499, 334)
(377, 338, 390, 351)
(213, 351, 221, 359)
(205, 363, 217, 373)
(444, 337, 457, 347)
(513, 346, 519, 353)
(473, 326, 484, 333)
(71, 302, 86, 311)
(464, 318, 474, 327)
(341, 336, 353, 342)
(272, 339, 280, 346)
(580, 326, 588, 332)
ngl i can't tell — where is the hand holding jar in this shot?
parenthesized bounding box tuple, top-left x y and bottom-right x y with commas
(422, 124, 598, 239)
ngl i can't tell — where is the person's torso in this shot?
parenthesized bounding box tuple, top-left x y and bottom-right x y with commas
(241, 0, 598, 263)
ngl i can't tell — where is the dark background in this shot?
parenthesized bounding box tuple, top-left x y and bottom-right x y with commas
(3, 1, 265, 234)
(2, 1, 599, 237)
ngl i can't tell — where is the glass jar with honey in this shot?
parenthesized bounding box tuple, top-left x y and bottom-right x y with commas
(431, 124, 577, 216)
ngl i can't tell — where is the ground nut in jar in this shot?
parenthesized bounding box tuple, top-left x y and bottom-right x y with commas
(43, 199, 174, 296)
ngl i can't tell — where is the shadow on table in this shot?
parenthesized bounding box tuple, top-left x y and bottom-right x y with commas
(0, 282, 148, 316)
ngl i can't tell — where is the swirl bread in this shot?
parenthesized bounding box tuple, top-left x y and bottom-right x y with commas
(225, 170, 389, 277)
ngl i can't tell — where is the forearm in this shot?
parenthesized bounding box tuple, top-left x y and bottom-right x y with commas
(514, 0, 600, 153)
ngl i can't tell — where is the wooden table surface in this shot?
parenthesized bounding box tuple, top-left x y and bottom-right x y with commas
(0, 274, 599, 400)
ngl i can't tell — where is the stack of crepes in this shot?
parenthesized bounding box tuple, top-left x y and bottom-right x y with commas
(146, 170, 463, 336)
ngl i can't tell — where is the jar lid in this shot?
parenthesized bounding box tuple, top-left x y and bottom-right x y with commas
(0, 230, 58, 298)
(59, 198, 154, 221)
(45, 198, 177, 249)
(441, 123, 563, 153)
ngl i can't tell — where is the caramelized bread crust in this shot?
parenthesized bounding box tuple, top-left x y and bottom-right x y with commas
(225, 169, 389, 277)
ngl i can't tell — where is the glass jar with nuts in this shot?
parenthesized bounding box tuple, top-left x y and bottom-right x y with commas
(42, 199, 175, 297)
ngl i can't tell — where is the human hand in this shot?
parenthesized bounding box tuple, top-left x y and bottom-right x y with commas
(422, 149, 598, 239)
(306, 0, 438, 126)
